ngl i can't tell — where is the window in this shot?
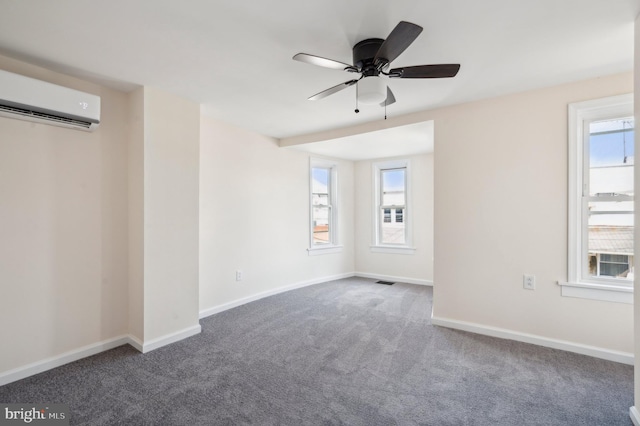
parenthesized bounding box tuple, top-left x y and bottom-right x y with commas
(311, 167, 330, 244)
(372, 159, 415, 254)
(598, 254, 631, 278)
(308, 158, 341, 255)
(565, 94, 634, 303)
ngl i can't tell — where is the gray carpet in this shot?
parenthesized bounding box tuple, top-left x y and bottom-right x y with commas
(0, 277, 634, 425)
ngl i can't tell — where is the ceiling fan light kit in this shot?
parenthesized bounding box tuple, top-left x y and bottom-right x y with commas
(358, 76, 386, 104)
(293, 21, 461, 113)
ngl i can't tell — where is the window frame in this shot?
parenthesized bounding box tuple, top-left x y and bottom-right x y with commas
(371, 159, 415, 254)
(308, 158, 341, 255)
(563, 93, 634, 303)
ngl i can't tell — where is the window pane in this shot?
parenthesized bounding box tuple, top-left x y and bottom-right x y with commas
(382, 169, 405, 206)
(589, 118, 634, 197)
(586, 118, 634, 281)
(312, 167, 329, 198)
(312, 206, 330, 244)
(589, 118, 634, 167)
(311, 166, 332, 245)
(381, 208, 405, 244)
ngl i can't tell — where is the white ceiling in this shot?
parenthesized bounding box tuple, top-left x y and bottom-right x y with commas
(286, 121, 434, 161)
(0, 0, 637, 142)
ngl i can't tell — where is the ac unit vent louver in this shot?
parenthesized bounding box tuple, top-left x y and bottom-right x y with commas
(0, 104, 93, 129)
(0, 69, 100, 131)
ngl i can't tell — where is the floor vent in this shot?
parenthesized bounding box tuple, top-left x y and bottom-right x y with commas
(376, 280, 395, 285)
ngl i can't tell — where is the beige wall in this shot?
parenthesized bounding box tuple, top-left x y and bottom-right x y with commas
(141, 87, 201, 342)
(0, 56, 129, 372)
(0, 56, 201, 378)
(199, 116, 355, 312)
(354, 153, 434, 283)
(128, 88, 145, 342)
(432, 73, 633, 354)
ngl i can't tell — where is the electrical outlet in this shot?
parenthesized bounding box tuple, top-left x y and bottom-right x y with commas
(236, 270, 243, 281)
(523, 274, 535, 290)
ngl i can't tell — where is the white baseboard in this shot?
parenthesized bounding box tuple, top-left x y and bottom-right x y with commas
(127, 334, 144, 352)
(431, 315, 633, 365)
(7, 272, 421, 386)
(140, 324, 202, 353)
(354, 272, 433, 286)
(0, 335, 132, 386)
(199, 272, 432, 319)
(0, 323, 203, 386)
(199, 272, 354, 319)
(630, 406, 640, 426)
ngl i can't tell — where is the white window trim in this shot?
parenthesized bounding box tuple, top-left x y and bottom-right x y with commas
(370, 245, 416, 255)
(371, 159, 416, 254)
(563, 93, 633, 303)
(308, 158, 342, 255)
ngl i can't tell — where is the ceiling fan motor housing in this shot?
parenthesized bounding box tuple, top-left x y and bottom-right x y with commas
(353, 38, 384, 75)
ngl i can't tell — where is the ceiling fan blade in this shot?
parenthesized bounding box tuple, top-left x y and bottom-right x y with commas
(308, 80, 358, 101)
(374, 21, 423, 66)
(389, 64, 461, 79)
(293, 53, 353, 70)
(379, 86, 396, 107)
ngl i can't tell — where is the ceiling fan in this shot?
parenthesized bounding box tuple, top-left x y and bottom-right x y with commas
(293, 21, 460, 112)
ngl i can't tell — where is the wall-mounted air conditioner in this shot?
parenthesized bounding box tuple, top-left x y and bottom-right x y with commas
(0, 69, 100, 131)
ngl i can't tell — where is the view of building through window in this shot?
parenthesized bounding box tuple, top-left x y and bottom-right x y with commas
(380, 168, 406, 244)
(587, 117, 634, 280)
(311, 167, 331, 244)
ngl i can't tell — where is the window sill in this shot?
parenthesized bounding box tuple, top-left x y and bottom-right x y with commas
(307, 245, 343, 256)
(370, 245, 416, 255)
(557, 280, 633, 304)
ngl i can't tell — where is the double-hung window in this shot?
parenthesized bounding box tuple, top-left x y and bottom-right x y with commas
(308, 158, 340, 255)
(565, 94, 634, 303)
(372, 159, 415, 254)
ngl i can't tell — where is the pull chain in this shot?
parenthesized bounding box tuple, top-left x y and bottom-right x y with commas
(354, 83, 359, 113)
